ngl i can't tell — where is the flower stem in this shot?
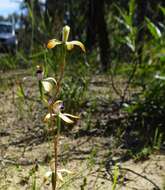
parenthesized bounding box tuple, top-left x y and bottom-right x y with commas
(49, 108, 55, 190)
(53, 136, 57, 190)
(51, 45, 65, 190)
(52, 114, 61, 190)
(55, 45, 66, 98)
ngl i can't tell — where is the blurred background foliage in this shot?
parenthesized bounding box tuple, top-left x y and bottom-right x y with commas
(0, 0, 165, 154)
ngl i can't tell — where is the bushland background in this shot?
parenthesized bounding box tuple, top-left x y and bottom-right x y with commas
(0, 0, 165, 189)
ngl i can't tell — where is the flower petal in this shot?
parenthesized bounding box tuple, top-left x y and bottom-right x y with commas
(62, 25, 70, 42)
(52, 100, 63, 114)
(57, 171, 64, 181)
(66, 41, 86, 52)
(63, 113, 80, 119)
(42, 77, 57, 92)
(43, 171, 52, 182)
(47, 39, 62, 49)
(44, 113, 56, 122)
(66, 42, 74, 51)
(44, 77, 57, 85)
(58, 169, 72, 174)
(59, 112, 74, 124)
(42, 81, 53, 92)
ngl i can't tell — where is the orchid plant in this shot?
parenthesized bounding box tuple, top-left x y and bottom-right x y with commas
(47, 25, 85, 52)
(37, 25, 85, 190)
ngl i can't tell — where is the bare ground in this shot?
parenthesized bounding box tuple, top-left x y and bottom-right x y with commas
(0, 70, 165, 190)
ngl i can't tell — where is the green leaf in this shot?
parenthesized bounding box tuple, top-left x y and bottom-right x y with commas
(159, 6, 165, 16)
(125, 36, 135, 52)
(146, 18, 162, 39)
(115, 4, 133, 30)
(157, 54, 165, 62)
(17, 82, 26, 98)
(160, 56, 165, 62)
(30, 50, 48, 59)
(124, 15, 132, 30)
(157, 49, 165, 62)
(129, 0, 135, 17)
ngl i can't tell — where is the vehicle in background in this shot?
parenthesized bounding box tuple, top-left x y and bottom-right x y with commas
(0, 22, 18, 55)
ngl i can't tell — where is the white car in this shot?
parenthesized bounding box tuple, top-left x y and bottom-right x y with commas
(0, 22, 18, 55)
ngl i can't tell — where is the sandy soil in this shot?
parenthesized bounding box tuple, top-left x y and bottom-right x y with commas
(0, 70, 165, 190)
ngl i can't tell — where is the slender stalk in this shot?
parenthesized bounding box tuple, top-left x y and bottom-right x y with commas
(55, 45, 67, 97)
(38, 80, 43, 100)
(49, 107, 55, 190)
(52, 114, 61, 190)
(53, 136, 57, 190)
(51, 46, 66, 190)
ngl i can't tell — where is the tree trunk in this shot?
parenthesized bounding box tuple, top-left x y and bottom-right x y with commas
(95, 0, 110, 71)
(86, 0, 110, 71)
(86, 0, 97, 51)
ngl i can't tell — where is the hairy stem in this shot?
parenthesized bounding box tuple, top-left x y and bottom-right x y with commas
(55, 45, 66, 98)
(51, 45, 66, 190)
(53, 115, 61, 190)
(49, 107, 55, 190)
(53, 136, 57, 190)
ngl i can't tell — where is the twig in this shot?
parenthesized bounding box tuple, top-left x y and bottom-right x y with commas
(121, 59, 138, 103)
(106, 164, 161, 190)
(109, 71, 123, 99)
(109, 58, 139, 104)
(0, 157, 36, 165)
(119, 167, 161, 190)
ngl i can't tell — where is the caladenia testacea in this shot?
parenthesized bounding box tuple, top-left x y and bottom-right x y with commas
(47, 25, 86, 52)
(47, 25, 86, 100)
(37, 25, 85, 190)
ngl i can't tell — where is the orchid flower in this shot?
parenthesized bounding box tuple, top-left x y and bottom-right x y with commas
(47, 25, 86, 52)
(44, 100, 79, 124)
